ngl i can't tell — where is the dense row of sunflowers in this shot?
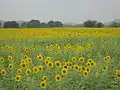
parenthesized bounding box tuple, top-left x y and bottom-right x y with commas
(0, 43, 119, 89)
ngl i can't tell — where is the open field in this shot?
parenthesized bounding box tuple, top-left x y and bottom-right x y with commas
(0, 28, 120, 90)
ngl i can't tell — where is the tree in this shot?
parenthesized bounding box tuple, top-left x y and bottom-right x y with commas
(110, 22, 119, 27)
(48, 20, 55, 27)
(0, 22, 1, 28)
(27, 20, 40, 28)
(21, 22, 27, 28)
(3, 21, 19, 28)
(84, 20, 97, 27)
(40, 22, 49, 28)
(54, 21, 63, 27)
(96, 22, 104, 27)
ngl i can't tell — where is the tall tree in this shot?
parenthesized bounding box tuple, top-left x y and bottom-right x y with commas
(21, 22, 27, 28)
(27, 20, 40, 28)
(0, 22, 1, 28)
(3, 21, 19, 28)
(84, 20, 97, 27)
(96, 22, 104, 27)
(54, 21, 63, 27)
(48, 20, 55, 27)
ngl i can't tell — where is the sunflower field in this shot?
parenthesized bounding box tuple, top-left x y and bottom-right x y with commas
(0, 28, 120, 90)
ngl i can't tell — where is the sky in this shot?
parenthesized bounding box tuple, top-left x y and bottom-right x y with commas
(0, 0, 120, 23)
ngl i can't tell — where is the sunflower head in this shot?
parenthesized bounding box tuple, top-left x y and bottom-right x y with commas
(44, 59, 49, 65)
(8, 64, 14, 69)
(83, 71, 88, 77)
(72, 57, 77, 62)
(102, 66, 108, 72)
(86, 62, 91, 67)
(79, 57, 85, 62)
(55, 75, 62, 82)
(61, 68, 68, 76)
(73, 64, 79, 70)
(78, 66, 82, 71)
(17, 69, 22, 74)
(46, 57, 51, 61)
(85, 67, 90, 72)
(24, 48, 30, 52)
(21, 62, 27, 68)
(55, 61, 61, 68)
(40, 81, 46, 88)
(90, 61, 96, 67)
(27, 58, 32, 63)
(0, 58, 4, 62)
(63, 65, 68, 69)
(38, 65, 43, 72)
(42, 76, 47, 81)
(8, 56, 13, 62)
(95, 72, 99, 77)
(116, 70, 120, 79)
(15, 75, 21, 82)
(48, 62, 53, 68)
(33, 66, 38, 73)
(26, 69, 31, 76)
(1, 69, 7, 75)
(37, 54, 43, 61)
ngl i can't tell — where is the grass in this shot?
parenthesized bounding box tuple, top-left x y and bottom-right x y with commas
(0, 28, 120, 90)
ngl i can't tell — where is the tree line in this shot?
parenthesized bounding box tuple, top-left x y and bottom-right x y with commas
(0, 19, 120, 28)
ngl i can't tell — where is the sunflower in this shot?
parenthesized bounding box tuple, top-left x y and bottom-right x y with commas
(55, 61, 61, 68)
(102, 66, 108, 71)
(37, 54, 43, 61)
(82, 66, 85, 71)
(45, 59, 50, 65)
(48, 62, 53, 68)
(79, 57, 85, 62)
(46, 57, 51, 61)
(0, 58, 4, 62)
(1, 69, 7, 75)
(55, 75, 62, 82)
(8, 56, 13, 62)
(26, 69, 31, 76)
(95, 72, 99, 77)
(85, 67, 90, 72)
(116, 70, 120, 79)
(38, 65, 43, 72)
(42, 76, 47, 81)
(83, 71, 88, 77)
(61, 68, 68, 76)
(90, 61, 96, 67)
(26, 58, 32, 63)
(45, 45, 50, 50)
(86, 62, 91, 67)
(24, 48, 29, 52)
(40, 81, 47, 88)
(73, 64, 79, 70)
(24, 55, 28, 59)
(33, 66, 38, 73)
(21, 59, 25, 63)
(21, 62, 27, 68)
(68, 62, 72, 67)
(63, 65, 68, 69)
(15, 75, 21, 82)
(8, 64, 13, 69)
(106, 56, 110, 61)
(88, 59, 93, 63)
(17, 69, 22, 74)
(72, 57, 77, 62)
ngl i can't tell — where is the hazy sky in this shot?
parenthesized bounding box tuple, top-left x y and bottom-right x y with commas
(0, 0, 120, 23)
